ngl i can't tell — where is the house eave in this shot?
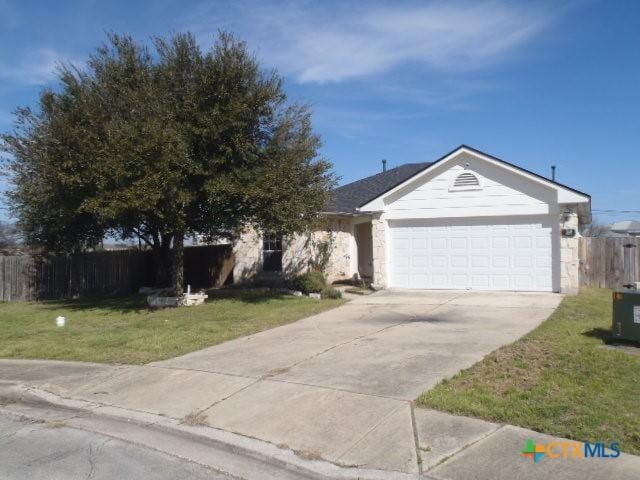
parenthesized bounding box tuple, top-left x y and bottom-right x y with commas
(319, 211, 373, 218)
(358, 145, 591, 212)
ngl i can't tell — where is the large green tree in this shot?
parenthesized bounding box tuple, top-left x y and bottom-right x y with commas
(1, 32, 335, 294)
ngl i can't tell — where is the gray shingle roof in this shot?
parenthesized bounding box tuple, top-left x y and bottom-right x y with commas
(325, 162, 432, 214)
(611, 221, 640, 235)
(324, 144, 590, 216)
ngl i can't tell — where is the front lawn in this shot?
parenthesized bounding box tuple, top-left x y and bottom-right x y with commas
(0, 290, 345, 364)
(419, 288, 640, 454)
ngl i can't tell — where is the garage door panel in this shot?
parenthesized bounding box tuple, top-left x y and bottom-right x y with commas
(450, 238, 467, 249)
(412, 255, 428, 267)
(411, 238, 427, 249)
(450, 255, 468, 267)
(451, 274, 469, 288)
(413, 274, 428, 285)
(537, 275, 552, 287)
(431, 255, 447, 267)
(471, 255, 490, 268)
(492, 256, 510, 268)
(395, 238, 410, 249)
(513, 275, 533, 288)
(431, 238, 447, 250)
(536, 256, 551, 268)
(431, 275, 448, 288)
(514, 256, 532, 268)
(536, 236, 551, 248)
(470, 237, 490, 249)
(389, 218, 554, 292)
(492, 237, 509, 249)
(491, 275, 510, 289)
(471, 275, 490, 287)
(513, 236, 532, 248)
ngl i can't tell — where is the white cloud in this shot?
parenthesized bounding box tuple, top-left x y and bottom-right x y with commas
(184, 1, 555, 84)
(0, 48, 65, 86)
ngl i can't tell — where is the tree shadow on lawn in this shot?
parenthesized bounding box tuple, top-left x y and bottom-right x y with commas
(37, 295, 149, 314)
(35, 288, 292, 314)
(204, 287, 293, 304)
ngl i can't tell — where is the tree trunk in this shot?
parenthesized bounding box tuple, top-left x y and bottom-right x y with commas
(153, 233, 173, 287)
(171, 232, 185, 296)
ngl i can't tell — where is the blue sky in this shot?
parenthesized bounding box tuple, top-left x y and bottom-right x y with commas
(1, 0, 638, 224)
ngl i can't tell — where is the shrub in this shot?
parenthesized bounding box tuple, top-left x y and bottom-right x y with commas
(321, 287, 342, 299)
(291, 271, 326, 294)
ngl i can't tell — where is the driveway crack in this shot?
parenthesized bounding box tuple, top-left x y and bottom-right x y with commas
(409, 403, 423, 476)
(334, 403, 407, 462)
(190, 378, 262, 418)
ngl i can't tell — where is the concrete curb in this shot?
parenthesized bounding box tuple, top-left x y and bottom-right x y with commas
(0, 383, 430, 480)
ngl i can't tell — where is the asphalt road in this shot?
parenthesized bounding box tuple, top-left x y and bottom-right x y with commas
(0, 412, 236, 480)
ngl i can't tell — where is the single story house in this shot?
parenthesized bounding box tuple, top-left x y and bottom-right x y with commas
(233, 145, 591, 294)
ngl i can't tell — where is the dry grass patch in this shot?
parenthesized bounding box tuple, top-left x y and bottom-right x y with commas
(182, 411, 209, 427)
(45, 420, 69, 429)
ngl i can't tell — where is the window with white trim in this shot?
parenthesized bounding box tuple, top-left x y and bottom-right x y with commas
(263, 233, 283, 272)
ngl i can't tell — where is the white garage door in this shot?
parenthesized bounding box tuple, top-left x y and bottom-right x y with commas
(389, 217, 555, 292)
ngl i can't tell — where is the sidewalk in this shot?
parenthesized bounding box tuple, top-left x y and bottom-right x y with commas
(1, 359, 638, 479)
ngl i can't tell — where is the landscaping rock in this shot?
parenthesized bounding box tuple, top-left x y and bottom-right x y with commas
(278, 289, 299, 296)
(147, 292, 208, 308)
(147, 295, 181, 308)
(308, 293, 321, 299)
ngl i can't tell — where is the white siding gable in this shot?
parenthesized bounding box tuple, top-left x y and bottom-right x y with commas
(385, 152, 558, 220)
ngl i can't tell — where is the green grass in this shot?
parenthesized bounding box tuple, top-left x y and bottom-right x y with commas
(419, 288, 640, 454)
(0, 290, 345, 364)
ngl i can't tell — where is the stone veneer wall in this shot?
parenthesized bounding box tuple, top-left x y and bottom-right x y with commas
(232, 227, 263, 284)
(232, 217, 355, 285)
(322, 218, 354, 282)
(371, 214, 388, 288)
(559, 208, 580, 295)
(284, 218, 355, 282)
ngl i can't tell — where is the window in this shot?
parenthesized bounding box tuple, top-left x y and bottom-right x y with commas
(263, 233, 283, 272)
(451, 172, 481, 189)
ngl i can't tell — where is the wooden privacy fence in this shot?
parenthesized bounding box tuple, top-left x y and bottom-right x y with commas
(579, 237, 640, 289)
(184, 244, 234, 290)
(0, 245, 234, 302)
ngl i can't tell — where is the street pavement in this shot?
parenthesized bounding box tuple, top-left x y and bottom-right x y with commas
(0, 411, 234, 480)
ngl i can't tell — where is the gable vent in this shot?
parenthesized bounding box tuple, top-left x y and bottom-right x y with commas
(453, 172, 480, 188)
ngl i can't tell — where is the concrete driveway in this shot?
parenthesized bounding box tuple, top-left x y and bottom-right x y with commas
(156, 289, 562, 400)
(150, 290, 561, 472)
(14, 290, 562, 475)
